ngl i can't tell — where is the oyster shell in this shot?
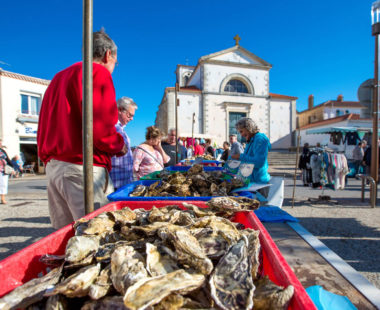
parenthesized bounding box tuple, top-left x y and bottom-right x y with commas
(253, 276, 294, 309)
(123, 269, 205, 310)
(0, 266, 62, 310)
(51, 264, 100, 298)
(157, 224, 213, 275)
(146, 243, 180, 276)
(89, 264, 113, 300)
(107, 207, 137, 225)
(110, 245, 148, 295)
(242, 228, 261, 279)
(209, 235, 254, 310)
(65, 235, 99, 264)
(130, 185, 147, 197)
(74, 213, 115, 236)
(153, 294, 184, 310)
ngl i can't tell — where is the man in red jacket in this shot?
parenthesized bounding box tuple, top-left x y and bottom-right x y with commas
(37, 30, 126, 229)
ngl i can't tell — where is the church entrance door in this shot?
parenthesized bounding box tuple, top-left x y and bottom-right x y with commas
(229, 112, 247, 143)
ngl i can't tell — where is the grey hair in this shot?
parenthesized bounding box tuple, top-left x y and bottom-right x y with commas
(117, 97, 137, 110)
(93, 29, 117, 61)
(168, 128, 178, 135)
(235, 117, 259, 134)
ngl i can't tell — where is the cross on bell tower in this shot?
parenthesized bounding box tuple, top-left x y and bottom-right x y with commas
(233, 34, 241, 46)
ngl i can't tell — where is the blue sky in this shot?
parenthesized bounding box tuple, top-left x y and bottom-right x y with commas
(0, 0, 375, 145)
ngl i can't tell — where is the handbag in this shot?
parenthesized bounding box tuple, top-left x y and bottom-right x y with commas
(4, 165, 14, 175)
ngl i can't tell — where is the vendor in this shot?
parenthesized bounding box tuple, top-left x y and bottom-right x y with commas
(231, 117, 271, 195)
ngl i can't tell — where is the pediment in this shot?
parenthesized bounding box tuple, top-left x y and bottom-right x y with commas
(199, 46, 272, 68)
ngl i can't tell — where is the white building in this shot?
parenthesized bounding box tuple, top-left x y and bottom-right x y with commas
(155, 42, 298, 148)
(0, 69, 49, 172)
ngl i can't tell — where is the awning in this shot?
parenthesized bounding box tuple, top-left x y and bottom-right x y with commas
(305, 127, 372, 135)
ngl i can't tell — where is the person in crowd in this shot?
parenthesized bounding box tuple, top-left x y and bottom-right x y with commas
(353, 140, 366, 177)
(229, 134, 244, 158)
(0, 140, 13, 204)
(204, 139, 215, 157)
(298, 143, 312, 186)
(37, 29, 126, 229)
(363, 140, 380, 177)
(133, 126, 170, 179)
(161, 128, 186, 167)
(194, 139, 204, 156)
(220, 141, 230, 161)
(231, 118, 271, 196)
(178, 139, 188, 160)
(110, 97, 137, 190)
(11, 155, 23, 178)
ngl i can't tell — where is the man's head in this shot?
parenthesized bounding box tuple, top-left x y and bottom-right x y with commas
(167, 128, 177, 145)
(229, 134, 237, 144)
(93, 29, 118, 74)
(362, 140, 367, 147)
(117, 97, 137, 126)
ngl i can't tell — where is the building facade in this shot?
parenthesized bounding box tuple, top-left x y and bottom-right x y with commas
(155, 44, 298, 148)
(297, 94, 365, 128)
(0, 69, 49, 172)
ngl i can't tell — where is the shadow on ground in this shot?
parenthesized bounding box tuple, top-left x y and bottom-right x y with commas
(288, 216, 380, 273)
(1, 216, 51, 224)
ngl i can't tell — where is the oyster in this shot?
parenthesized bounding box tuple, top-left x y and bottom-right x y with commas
(74, 213, 115, 236)
(110, 245, 148, 294)
(65, 235, 99, 263)
(89, 264, 113, 300)
(51, 264, 100, 298)
(242, 228, 261, 279)
(0, 266, 62, 310)
(146, 243, 180, 276)
(207, 196, 260, 217)
(153, 294, 184, 310)
(187, 164, 204, 175)
(130, 185, 147, 197)
(123, 269, 205, 310)
(167, 172, 187, 184)
(107, 207, 137, 225)
(252, 276, 294, 309)
(209, 235, 254, 310)
(192, 216, 242, 244)
(158, 224, 213, 275)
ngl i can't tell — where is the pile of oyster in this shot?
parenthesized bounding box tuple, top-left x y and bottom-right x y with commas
(133, 165, 244, 197)
(0, 198, 294, 310)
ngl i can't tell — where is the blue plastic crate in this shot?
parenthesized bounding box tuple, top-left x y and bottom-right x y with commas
(107, 179, 253, 201)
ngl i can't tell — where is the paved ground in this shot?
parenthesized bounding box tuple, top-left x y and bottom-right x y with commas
(0, 172, 379, 291)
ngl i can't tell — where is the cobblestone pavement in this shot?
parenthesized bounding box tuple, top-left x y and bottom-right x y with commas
(0, 173, 379, 290)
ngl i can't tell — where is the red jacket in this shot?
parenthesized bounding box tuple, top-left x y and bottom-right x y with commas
(194, 144, 204, 156)
(37, 62, 124, 171)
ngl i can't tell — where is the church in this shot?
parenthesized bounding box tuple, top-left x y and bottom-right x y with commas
(155, 37, 298, 148)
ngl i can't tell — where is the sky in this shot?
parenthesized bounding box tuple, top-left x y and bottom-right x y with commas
(0, 0, 375, 145)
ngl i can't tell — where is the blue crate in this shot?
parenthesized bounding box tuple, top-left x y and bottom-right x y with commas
(107, 179, 253, 201)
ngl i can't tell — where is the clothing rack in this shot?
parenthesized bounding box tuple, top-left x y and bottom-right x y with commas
(302, 147, 348, 205)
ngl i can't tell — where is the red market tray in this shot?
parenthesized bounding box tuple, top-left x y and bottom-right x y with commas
(0, 201, 316, 309)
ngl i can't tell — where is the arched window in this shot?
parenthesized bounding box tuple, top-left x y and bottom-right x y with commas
(224, 79, 249, 93)
(345, 110, 349, 114)
(336, 109, 341, 116)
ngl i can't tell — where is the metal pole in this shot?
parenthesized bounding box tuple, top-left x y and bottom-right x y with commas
(292, 132, 301, 208)
(83, 0, 94, 215)
(191, 112, 195, 150)
(175, 83, 179, 164)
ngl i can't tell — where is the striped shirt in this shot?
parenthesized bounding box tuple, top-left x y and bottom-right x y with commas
(110, 121, 134, 189)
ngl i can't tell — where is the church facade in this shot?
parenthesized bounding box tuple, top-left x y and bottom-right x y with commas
(155, 42, 297, 148)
